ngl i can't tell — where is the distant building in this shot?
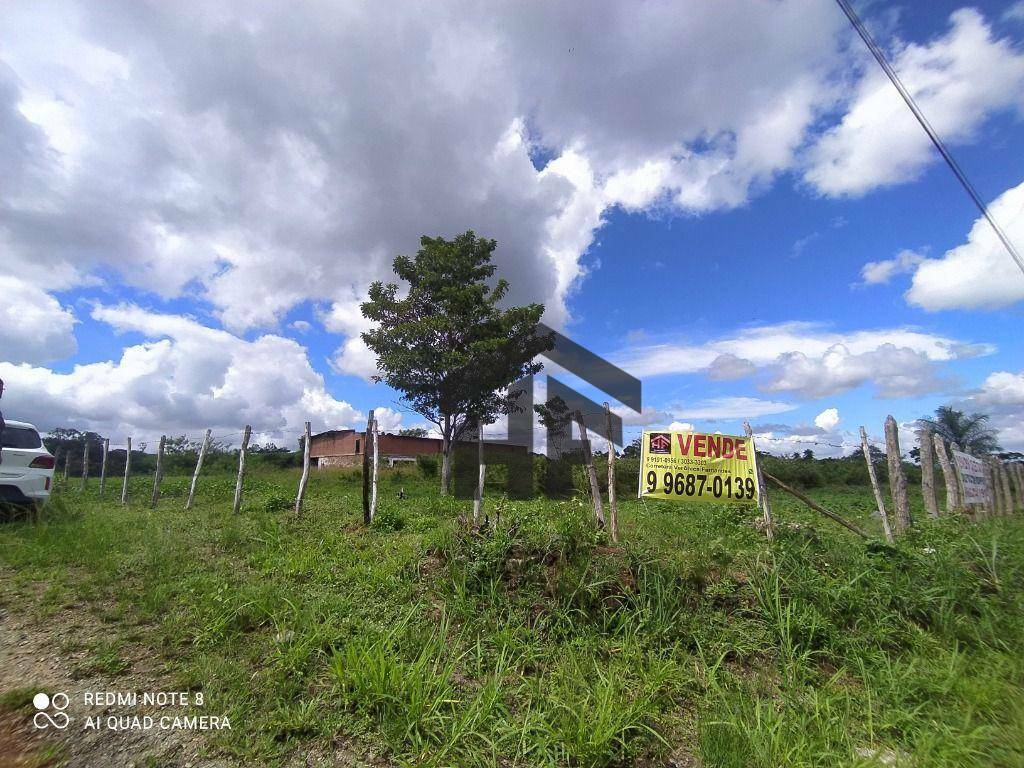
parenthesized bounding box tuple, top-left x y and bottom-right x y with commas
(309, 428, 528, 468)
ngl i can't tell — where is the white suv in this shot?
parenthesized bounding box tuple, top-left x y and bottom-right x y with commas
(0, 420, 56, 505)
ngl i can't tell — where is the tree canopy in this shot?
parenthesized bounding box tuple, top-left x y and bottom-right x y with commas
(361, 231, 554, 491)
(917, 405, 1000, 455)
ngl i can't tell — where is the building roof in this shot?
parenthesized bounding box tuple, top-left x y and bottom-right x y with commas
(310, 428, 355, 439)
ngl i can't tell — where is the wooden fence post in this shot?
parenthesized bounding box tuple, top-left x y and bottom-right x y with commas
(986, 458, 1002, 515)
(294, 422, 312, 516)
(999, 459, 1011, 515)
(121, 437, 132, 505)
(370, 418, 379, 521)
(884, 416, 911, 534)
(151, 435, 166, 507)
(575, 411, 605, 529)
(991, 459, 1010, 515)
(1011, 463, 1024, 512)
(763, 472, 869, 539)
(98, 439, 109, 497)
(998, 461, 1014, 513)
(919, 428, 939, 519)
(232, 426, 251, 515)
(933, 435, 959, 514)
(362, 411, 373, 525)
(744, 422, 773, 541)
(1016, 464, 1024, 511)
(473, 422, 485, 525)
(79, 439, 90, 491)
(62, 451, 70, 485)
(186, 429, 212, 510)
(860, 427, 894, 544)
(604, 402, 619, 544)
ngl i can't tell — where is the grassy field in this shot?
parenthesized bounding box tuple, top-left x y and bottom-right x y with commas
(2, 465, 1023, 767)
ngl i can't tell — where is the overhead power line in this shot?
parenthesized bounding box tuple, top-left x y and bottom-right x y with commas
(833, 0, 1024, 279)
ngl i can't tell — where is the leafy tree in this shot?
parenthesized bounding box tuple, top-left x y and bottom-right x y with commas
(533, 395, 572, 448)
(362, 231, 554, 493)
(622, 436, 642, 459)
(917, 406, 1000, 455)
(164, 435, 200, 454)
(44, 428, 105, 476)
(249, 442, 288, 454)
(398, 427, 429, 438)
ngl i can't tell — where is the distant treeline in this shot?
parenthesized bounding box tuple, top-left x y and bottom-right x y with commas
(45, 427, 924, 492)
(422, 446, 916, 498)
(45, 429, 302, 477)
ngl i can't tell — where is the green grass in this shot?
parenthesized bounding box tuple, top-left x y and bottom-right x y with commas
(1, 467, 1023, 767)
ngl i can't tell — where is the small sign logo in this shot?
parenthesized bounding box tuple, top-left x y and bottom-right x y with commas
(649, 433, 671, 454)
(33, 692, 70, 730)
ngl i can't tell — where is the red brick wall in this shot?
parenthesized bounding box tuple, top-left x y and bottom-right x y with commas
(310, 429, 528, 460)
(309, 430, 358, 458)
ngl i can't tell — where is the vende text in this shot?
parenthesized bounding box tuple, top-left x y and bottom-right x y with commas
(676, 434, 747, 460)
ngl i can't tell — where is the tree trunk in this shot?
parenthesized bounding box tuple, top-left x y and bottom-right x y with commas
(744, 422, 773, 541)
(80, 440, 90, 491)
(370, 418, 379, 521)
(473, 423, 485, 525)
(919, 428, 939, 519)
(933, 434, 959, 515)
(860, 426, 894, 543)
(604, 403, 619, 543)
(151, 435, 166, 507)
(294, 422, 311, 516)
(186, 429, 212, 511)
(99, 439, 109, 497)
(575, 411, 605, 529)
(232, 426, 251, 515)
(362, 411, 374, 525)
(884, 416, 911, 534)
(121, 437, 132, 505)
(440, 413, 452, 495)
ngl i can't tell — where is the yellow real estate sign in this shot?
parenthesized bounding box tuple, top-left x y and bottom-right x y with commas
(638, 430, 760, 503)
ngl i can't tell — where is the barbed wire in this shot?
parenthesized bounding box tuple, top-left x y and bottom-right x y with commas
(42, 411, 902, 455)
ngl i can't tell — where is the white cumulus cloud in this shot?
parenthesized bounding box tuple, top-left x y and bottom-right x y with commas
(0, 304, 363, 444)
(0, 275, 77, 364)
(968, 370, 1024, 451)
(805, 9, 1024, 196)
(859, 249, 926, 286)
(906, 180, 1024, 311)
(613, 322, 988, 399)
(814, 407, 840, 431)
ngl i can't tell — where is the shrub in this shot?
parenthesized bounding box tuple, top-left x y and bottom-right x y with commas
(416, 455, 438, 479)
(372, 506, 406, 532)
(262, 492, 291, 514)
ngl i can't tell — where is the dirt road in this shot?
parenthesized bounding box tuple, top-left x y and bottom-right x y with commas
(0, 597, 232, 768)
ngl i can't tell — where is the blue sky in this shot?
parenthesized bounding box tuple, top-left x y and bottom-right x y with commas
(1, 0, 1023, 455)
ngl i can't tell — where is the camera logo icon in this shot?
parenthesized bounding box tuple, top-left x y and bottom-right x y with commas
(33, 692, 70, 730)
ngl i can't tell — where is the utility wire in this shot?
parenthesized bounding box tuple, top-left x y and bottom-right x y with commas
(833, 0, 1024, 279)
